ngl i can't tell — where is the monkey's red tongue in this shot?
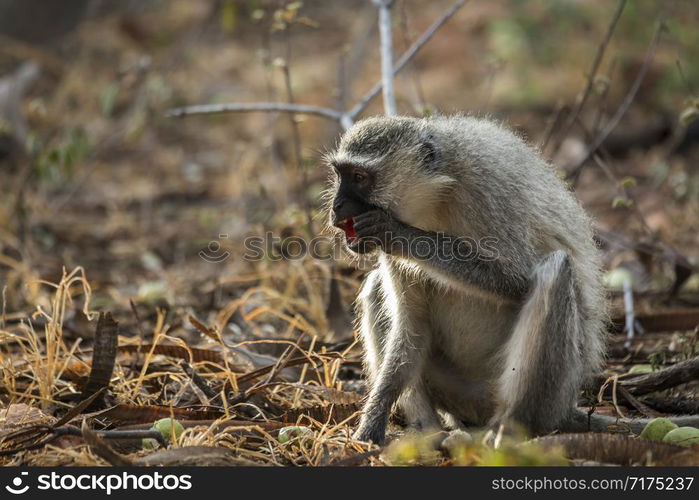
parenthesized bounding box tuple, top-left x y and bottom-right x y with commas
(345, 218, 356, 239)
(338, 218, 356, 241)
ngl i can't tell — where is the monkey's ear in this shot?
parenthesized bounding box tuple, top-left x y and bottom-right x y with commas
(419, 133, 441, 170)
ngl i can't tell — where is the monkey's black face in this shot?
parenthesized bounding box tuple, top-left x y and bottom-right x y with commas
(331, 163, 376, 249)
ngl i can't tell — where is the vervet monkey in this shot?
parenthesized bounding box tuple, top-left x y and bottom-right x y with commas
(324, 115, 698, 444)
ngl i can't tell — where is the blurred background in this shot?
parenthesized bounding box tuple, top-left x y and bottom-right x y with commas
(0, 0, 698, 393)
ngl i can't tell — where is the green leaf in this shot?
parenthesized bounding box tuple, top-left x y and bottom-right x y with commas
(619, 177, 637, 188)
(612, 196, 633, 209)
(680, 106, 699, 126)
(100, 83, 119, 117)
(221, 0, 237, 33)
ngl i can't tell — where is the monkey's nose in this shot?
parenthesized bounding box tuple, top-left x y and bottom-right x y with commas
(332, 200, 345, 224)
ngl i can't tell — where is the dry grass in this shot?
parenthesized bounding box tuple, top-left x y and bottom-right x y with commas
(0, 261, 378, 466)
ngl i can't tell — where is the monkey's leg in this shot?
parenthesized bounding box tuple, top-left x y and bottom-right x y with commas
(354, 273, 434, 444)
(495, 250, 584, 434)
(358, 272, 438, 436)
(356, 270, 387, 382)
(398, 381, 441, 431)
(439, 411, 467, 431)
(357, 273, 441, 433)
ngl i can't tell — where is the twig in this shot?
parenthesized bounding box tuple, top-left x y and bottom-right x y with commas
(592, 57, 618, 136)
(54, 425, 167, 445)
(617, 386, 661, 418)
(601, 160, 655, 234)
(260, 30, 285, 174)
(179, 360, 218, 399)
(129, 299, 146, 338)
(620, 354, 699, 395)
(610, 375, 623, 419)
(228, 346, 306, 405)
(330, 448, 383, 466)
(622, 277, 635, 349)
(262, 344, 296, 386)
(167, 102, 344, 121)
(566, 22, 664, 179)
(235, 352, 343, 385)
(81, 419, 133, 466)
(280, 30, 313, 232)
(549, 0, 627, 155)
(281, 29, 304, 162)
(397, 0, 428, 112)
(336, 52, 348, 123)
(642, 394, 699, 415)
(53, 388, 106, 427)
(539, 102, 568, 151)
(569, 117, 655, 233)
(374, 0, 397, 116)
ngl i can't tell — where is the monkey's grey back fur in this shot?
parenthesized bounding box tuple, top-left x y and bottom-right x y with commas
(429, 114, 607, 374)
(327, 114, 615, 442)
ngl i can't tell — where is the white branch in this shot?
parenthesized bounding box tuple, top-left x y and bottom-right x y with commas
(374, 0, 397, 116)
(167, 102, 344, 121)
(340, 114, 354, 131)
(348, 0, 466, 120)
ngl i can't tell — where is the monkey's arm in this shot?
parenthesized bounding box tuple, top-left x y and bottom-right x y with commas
(354, 270, 434, 444)
(353, 210, 530, 302)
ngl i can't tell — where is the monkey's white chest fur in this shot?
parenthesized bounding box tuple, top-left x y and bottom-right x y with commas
(429, 287, 517, 368)
(426, 286, 519, 424)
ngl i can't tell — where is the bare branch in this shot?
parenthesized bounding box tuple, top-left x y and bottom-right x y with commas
(167, 0, 467, 129)
(566, 22, 663, 178)
(621, 354, 699, 396)
(347, 0, 467, 120)
(548, 0, 627, 153)
(167, 102, 344, 121)
(337, 114, 352, 130)
(374, 0, 397, 115)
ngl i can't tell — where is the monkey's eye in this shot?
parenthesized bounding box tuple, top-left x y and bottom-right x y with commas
(353, 171, 367, 184)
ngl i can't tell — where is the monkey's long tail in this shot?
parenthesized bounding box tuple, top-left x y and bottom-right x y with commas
(497, 250, 587, 434)
(562, 409, 699, 434)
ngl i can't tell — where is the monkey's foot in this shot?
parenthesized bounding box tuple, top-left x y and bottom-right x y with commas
(353, 420, 388, 445)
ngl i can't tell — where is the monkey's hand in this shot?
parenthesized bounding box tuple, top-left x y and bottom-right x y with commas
(352, 209, 414, 256)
